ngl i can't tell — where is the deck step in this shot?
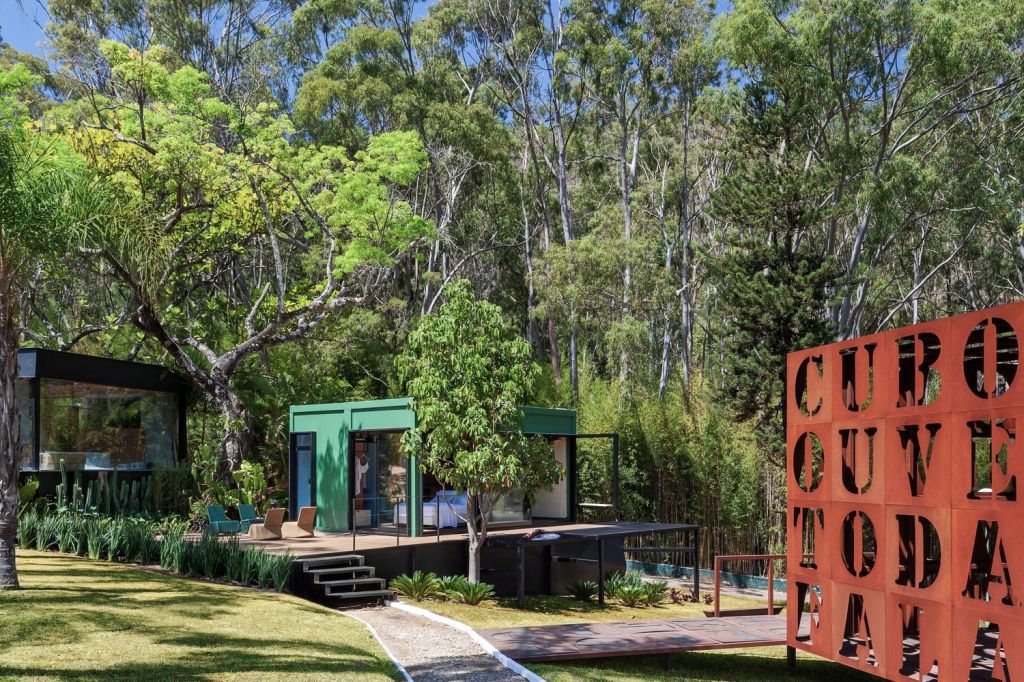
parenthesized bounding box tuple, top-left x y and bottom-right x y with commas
(325, 587, 394, 599)
(299, 554, 364, 570)
(316, 577, 386, 587)
(309, 565, 375, 577)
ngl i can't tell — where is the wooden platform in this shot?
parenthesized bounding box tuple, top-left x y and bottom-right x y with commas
(479, 615, 794, 662)
(222, 521, 687, 558)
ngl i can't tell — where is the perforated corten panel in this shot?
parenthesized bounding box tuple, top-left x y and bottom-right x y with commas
(787, 302, 1024, 680)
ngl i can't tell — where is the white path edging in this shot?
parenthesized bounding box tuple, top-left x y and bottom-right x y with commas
(343, 610, 415, 682)
(388, 600, 546, 682)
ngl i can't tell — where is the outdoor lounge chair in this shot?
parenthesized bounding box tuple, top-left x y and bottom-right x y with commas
(206, 505, 240, 535)
(282, 506, 316, 538)
(247, 507, 285, 541)
(237, 504, 264, 533)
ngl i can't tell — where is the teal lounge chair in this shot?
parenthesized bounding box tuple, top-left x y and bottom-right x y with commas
(237, 504, 264, 533)
(206, 505, 240, 535)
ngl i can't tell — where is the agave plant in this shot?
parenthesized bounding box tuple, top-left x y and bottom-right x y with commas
(17, 509, 39, 549)
(642, 580, 669, 607)
(567, 580, 599, 601)
(86, 518, 107, 560)
(446, 579, 495, 605)
(389, 571, 442, 601)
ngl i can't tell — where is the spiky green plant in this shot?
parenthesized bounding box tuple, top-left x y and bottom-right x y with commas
(224, 538, 250, 584)
(86, 518, 107, 560)
(389, 571, 441, 601)
(642, 580, 669, 607)
(567, 579, 599, 601)
(445, 579, 495, 605)
(159, 526, 187, 573)
(17, 509, 39, 548)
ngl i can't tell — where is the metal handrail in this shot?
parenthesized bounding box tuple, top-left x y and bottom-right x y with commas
(713, 553, 787, 618)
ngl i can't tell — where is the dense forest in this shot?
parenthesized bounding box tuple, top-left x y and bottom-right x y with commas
(2, 0, 1023, 562)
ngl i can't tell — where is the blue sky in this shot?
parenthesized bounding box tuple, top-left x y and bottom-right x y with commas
(2, 0, 49, 56)
(3, 0, 733, 60)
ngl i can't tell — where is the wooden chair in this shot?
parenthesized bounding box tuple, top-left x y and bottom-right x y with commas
(283, 506, 316, 538)
(247, 507, 285, 541)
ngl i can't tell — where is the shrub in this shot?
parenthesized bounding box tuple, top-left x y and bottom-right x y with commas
(106, 517, 127, 561)
(445, 579, 495, 605)
(86, 519, 107, 560)
(191, 533, 225, 579)
(56, 514, 86, 555)
(567, 580, 599, 601)
(642, 580, 669, 607)
(703, 592, 714, 605)
(670, 587, 698, 604)
(437, 574, 465, 597)
(160, 526, 188, 573)
(268, 553, 293, 592)
(390, 571, 442, 601)
(17, 509, 39, 548)
(224, 539, 250, 584)
(615, 583, 648, 607)
(35, 513, 59, 550)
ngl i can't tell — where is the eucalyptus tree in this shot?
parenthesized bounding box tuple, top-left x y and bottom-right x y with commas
(57, 41, 432, 473)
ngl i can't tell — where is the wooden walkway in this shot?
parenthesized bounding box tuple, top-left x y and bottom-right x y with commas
(479, 614, 794, 662)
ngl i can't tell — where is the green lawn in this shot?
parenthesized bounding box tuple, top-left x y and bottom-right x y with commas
(412, 591, 774, 629)
(411, 594, 875, 682)
(0, 550, 400, 682)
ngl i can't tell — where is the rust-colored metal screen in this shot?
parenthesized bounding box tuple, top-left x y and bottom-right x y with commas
(786, 301, 1024, 680)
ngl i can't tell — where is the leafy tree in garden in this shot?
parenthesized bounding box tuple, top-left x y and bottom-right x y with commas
(0, 73, 123, 587)
(398, 281, 561, 583)
(56, 41, 432, 473)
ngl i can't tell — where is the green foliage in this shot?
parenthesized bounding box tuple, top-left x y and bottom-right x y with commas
(444, 579, 495, 606)
(601, 571, 667, 607)
(17, 477, 40, 511)
(20, 508, 292, 592)
(567, 580, 599, 602)
(641, 580, 669, 607)
(389, 571, 442, 601)
(398, 280, 561, 581)
(231, 461, 270, 513)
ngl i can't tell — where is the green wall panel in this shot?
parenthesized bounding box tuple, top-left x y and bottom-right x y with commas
(289, 398, 574, 533)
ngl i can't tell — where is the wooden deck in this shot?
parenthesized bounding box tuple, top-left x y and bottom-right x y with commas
(479, 614, 794, 662)
(220, 521, 679, 558)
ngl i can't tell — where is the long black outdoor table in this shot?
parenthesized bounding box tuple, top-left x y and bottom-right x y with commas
(484, 522, 700, 607)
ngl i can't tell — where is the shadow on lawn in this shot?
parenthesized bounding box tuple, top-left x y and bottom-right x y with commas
(1, 553, 397, 681)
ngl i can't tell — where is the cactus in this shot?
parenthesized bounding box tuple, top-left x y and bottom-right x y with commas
(73, 470, 84, 512)
(84, 480, 94, 511)
(119, 480, 130, 510)
(56, 459, 68, 511)
(129, 480, 140, 513)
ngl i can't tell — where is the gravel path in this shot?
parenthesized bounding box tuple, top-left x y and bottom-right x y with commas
(348, 605, 528, 682)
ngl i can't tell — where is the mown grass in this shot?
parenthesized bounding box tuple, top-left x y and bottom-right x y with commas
(412, 591, 771, 629)
(0, 550, 400, 682)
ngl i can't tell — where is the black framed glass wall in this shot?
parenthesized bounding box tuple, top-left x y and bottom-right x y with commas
(24, 380, 180, 472)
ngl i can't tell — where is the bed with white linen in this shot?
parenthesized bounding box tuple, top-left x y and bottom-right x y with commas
(395, 490, 468, 529)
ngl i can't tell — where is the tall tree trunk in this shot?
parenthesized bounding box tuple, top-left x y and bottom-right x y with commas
(211, 380, 252, 477)
(0, 269, 21, 589)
